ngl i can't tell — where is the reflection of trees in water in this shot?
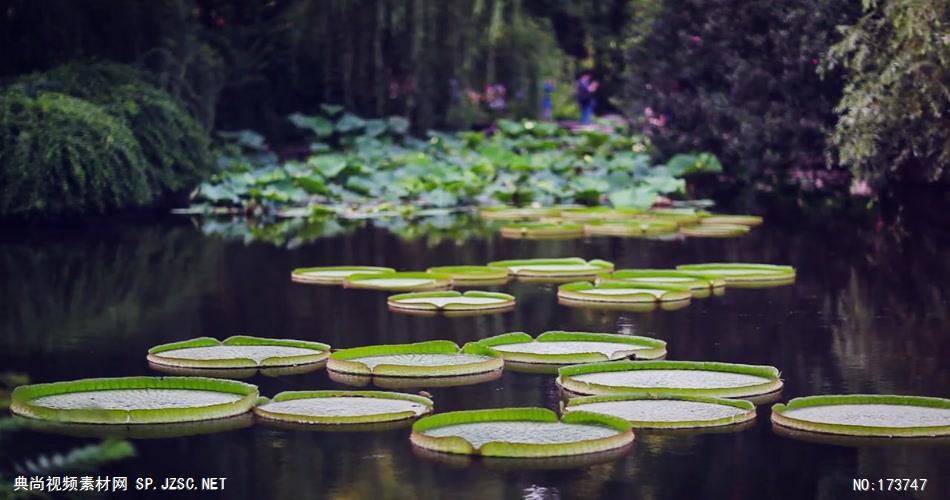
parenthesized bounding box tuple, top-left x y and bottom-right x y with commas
(826, 222, 949, 394)
(0, 224, 221, 355)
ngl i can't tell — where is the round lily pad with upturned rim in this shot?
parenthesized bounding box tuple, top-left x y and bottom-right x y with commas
(254, 390, 434, 425)
(557, 360, 783, 398)
(19, 413, 255, 439)
(410, 407, 634, 457)
(644, 209, 705, 226)
(559, 207, 643, 221)
(11, 377, 259, 424)
(680, 224, 751, 238)
(487, 258, 614, 278)
(291, 266, 395, 285)
(425, 265, 510, 285)
(147, 336, 331, 369)
(343, 271, 454, 291)
(583, 219, 679, 237)
(500, 222, 585, 240)
(597, 269, 726, 291)
(477, 331, 667, 365)
(388, 291, 515, 313)
(557, 281, 693, 304)
(479, 206, 562, 220)
(676, 263, 796, 285)
(563, 393, 756, 429)
(329, 369, 503, 389)
(327, 340, 503, 378)
(700, 214, 763, 226)
(771, 395, 950, 438)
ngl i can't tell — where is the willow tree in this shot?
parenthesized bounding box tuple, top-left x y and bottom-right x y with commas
(823, 0, 950, 184)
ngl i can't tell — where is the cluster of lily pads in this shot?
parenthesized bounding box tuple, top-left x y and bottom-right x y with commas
(12, 248, 950, 459)
(488, 206, 763, 240)
(187, 111, 723, 218)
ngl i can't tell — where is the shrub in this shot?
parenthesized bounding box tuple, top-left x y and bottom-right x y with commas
(0, 89, 151, 216)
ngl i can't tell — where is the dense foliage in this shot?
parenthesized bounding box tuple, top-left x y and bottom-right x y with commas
(620, 0, 860, 181)
(0, 89, 152, 216)
(0, 63, 214, 217)
(192, 111, 721, 215)
(823, 0, 949, 184)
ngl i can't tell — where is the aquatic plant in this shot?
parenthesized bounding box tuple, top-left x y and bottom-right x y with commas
(410, 407, 634, 458)
(255, 390, 433, 425)
(328, 340, 503, 378)
(343, 271, 454, 291)
(11, 377, 259, 424)
(387, 291, 515, 313)
(771, 394, 950, 437)
(564, 393, 756, 429)
(557, 282, 693, 304)
(598, 269, 726, 290)
(291, 266, 395, 285)
(675, 263, 796, 285)
(147, 336, 331, 369)
(500, 222, 585, 239)
(557, 360, 783, 398)
(487, 258, 614, 278)
(425, 266, 509, 285)
(477, 331, 667, 365)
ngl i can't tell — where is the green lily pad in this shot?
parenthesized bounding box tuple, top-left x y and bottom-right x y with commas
(147, 336, 331, 369)
(487, 258, 614, 278)
(18, 413, 255, 439)
(584, 219, 679, 237)
(410, 407, 634, 457)
(771, 395, 950, 438)
(557, 281, 693, 304)
(680, 224, 751, 238)
(676, 263, 796, 286)
(388, 291, 515, 313)
(644, 209, 705, 226)
(328, 340, 503, 378)
(500, 222, 585, 240)
(425, 265, 510, 285)
(478, 206, 561, 220)
(477, 331, 667, 366)
(563, 393, 756, 429)
(559, 207, 642, 222)
(557, 360, 783, 398)
(291, 266, 396, 285)
(329, 369, 503, 389)
(343, 271, 454, 291)
(11, 377, 259, 424)
(597, 269, 726, 291)
(254, 390, 433, 425)
(700, 214, 763, 226)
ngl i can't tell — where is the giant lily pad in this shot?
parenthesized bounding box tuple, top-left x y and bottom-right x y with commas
(147, 336, 330, 369)
(425, 265, 509, 285)
(11, 377, 259, 424)
(291, 265, 395, 285)
(700, 214, 763, 226)
(500, 222, 585, 240)
(679, 224, 750, 238)
(329, 369, 503, 389)
(771, 395, 950, 438)
(327, 340, 503, 378)
(557, 281, 693, 304)
(344, 271, 453, 291)
(19, 413, 255, 439)
(410, 407, 634, 457)
(557, 360, 783, 398)
(559, 207, 642, 221)
(563, 393, 756, 429)
(254, 390, 433, 425)
(477, 331, 667, 367)
(597, 269, 726, 291)
(487, 258, 614, 278)
(676, 263, 796, 286)
(479, 206, 561, 220)
(388, 291, 515, 313)
(583, 219, 678, 237)
(644, 209, 705, 226)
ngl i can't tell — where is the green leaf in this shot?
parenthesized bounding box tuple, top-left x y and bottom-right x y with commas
(609, 186, 658, 209)
(288, 113, 334, 138)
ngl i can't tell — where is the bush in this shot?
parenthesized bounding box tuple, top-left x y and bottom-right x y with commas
(1, 62, 214, 217)
(17, 62, 214, 193)
(0, 89, 151, 216)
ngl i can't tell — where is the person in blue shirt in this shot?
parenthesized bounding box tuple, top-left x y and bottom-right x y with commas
(576, 73, 599, 124)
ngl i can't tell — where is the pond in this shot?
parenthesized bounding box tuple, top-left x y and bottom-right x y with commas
(1, 201, 948, 499)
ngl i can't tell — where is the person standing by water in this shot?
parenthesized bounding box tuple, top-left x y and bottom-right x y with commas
(542, 80, 555, 120)
(576, 73, 599, 124)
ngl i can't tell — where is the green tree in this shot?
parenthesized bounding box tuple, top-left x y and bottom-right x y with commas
(823, 0, 950, 184)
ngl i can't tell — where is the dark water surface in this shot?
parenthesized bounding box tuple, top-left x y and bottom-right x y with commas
(2, 207, 948, 499)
